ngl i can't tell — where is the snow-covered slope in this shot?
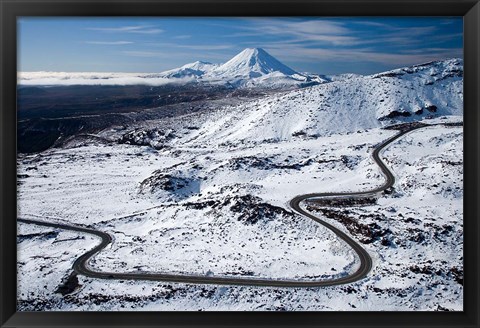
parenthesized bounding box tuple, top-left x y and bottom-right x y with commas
(204, 48, 312, 88)
(17, 120, 463, 311)
(159, 61, 218, 79)
(182, 61, 218, 72)
(210, 48, 298, 78)
(185, 58, 463, 145)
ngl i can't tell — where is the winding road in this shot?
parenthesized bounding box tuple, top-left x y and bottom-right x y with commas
(18, 122, 458, 287)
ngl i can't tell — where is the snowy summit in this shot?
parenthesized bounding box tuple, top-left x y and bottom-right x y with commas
(175, 47, 312, 88)
(210, 48, 298, 78)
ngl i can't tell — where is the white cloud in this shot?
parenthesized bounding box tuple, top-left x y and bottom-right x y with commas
(226, 19, 360, 46)
(265, 45, 462, 67)
(87, 25, 163, 34)
(229, 18, 449, 50)
(182, 44, 233, 50)
(131, 28, 163, 35)
(147, 42, 234, 51)
(85, 41, 133, 45)
(173, 35, 192, 39)
(18, 71, 192, 86)
(122, 51, 166, 57)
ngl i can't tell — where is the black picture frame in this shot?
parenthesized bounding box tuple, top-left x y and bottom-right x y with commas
(1, 0, 479, 327)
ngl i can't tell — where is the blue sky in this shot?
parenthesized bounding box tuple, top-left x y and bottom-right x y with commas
(18, 17, 463, 75)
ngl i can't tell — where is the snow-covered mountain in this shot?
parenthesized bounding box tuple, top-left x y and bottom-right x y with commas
(182, 58, 463, 145)
(161, 47, 314, 89)
(209, 48, 298, 78)
(159, 61, 218, 79)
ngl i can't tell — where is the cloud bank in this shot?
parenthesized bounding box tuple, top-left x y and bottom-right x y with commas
(18, 72, 193, 86)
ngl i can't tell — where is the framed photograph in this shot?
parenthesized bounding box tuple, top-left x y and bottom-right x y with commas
(1, 0, 479, 327)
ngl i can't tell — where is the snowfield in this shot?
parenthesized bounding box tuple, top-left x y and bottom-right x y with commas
(17, 56, 463, 311)
(182, 58, 462, 145)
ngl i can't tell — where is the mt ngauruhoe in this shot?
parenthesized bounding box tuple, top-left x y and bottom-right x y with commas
(159, 47, 318, 88)
(208, 48, 299, 78)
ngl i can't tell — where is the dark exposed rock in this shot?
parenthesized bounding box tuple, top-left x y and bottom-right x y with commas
(222, 270, 255, 277)
(373, 72, 404, 78)
(221, 156, 313, 172)
(140, 173, 186, 192)
(184, 200, 219, 210)
(438, 69, 463, 80)
(425, 105, 437, 113)
(17, 231, 59, 243)
(342, 286, 358, 294)
(199, 288, 216, 298)
(442, 122, 463, 127)
(229, 194, 293, 225)
(139, 171, 199, 198)
(307, 196, 376, 207)
(226, 156, 274, 170)
(408, 264, 463, 285)
(386, 110, 412, 119)
(448, 267, 463, 285)
(384, 121, 428, 131)
(407, 230, 425, 243)
(307, 207, 391, 244)
(55, 272, 81, 296)
(409, 265, 436, 275)
(380, 237, 393, 246)
(378, 110, 415, 121)
(441, 160, 462, 166)
(436, 305, 452, 311)
(382, 186, 395, 195)
(119, 128, 176, 149)
(292, 130, 307, 137)
(340, 155, 362, 170)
